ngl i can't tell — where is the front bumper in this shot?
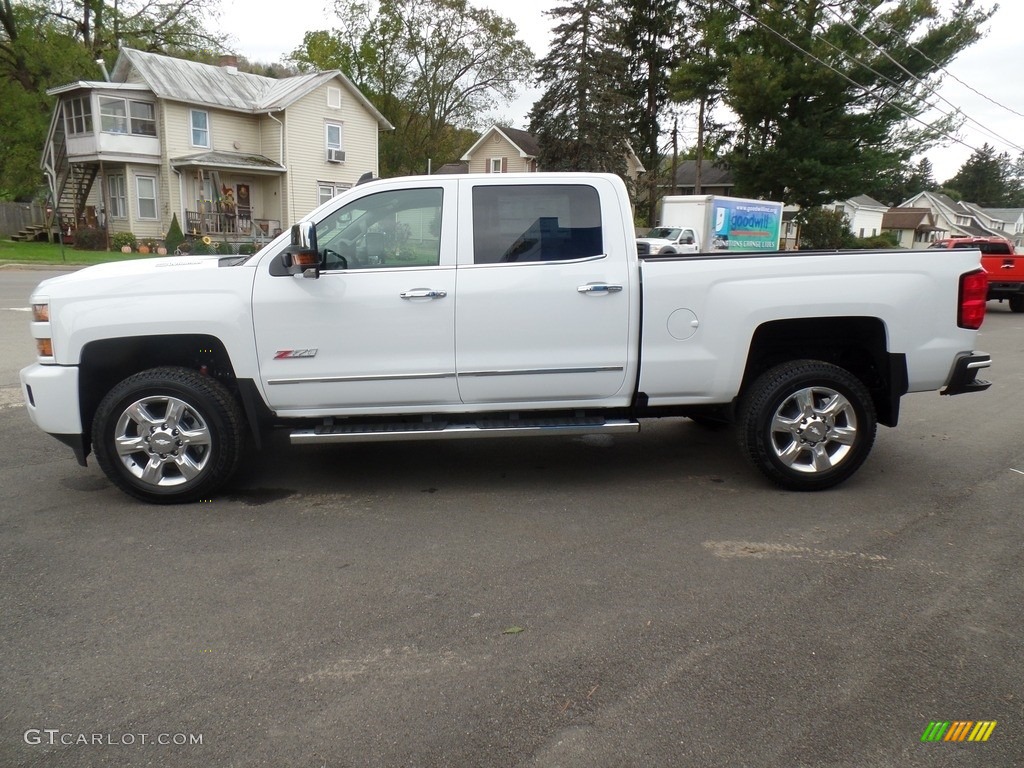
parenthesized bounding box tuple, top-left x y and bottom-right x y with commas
(20, 363, 86, 463)
(940, 352, 992, 396)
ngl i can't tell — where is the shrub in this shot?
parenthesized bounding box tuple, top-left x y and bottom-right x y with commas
(165, 214, 185, 254)
(190, 241, 212, 255)
(73, 227, 106, 250)
(111, 231, 138, 250)
(216, 240, 235, 255)
(238, 242, 256, 255)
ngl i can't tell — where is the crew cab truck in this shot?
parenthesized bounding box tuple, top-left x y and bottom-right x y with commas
(20, 173, 992, 504)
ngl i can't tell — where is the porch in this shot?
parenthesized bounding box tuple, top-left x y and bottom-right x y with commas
(183, 207, 281, 239)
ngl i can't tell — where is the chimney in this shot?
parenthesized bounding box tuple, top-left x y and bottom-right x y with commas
(218, 55, 239, 68)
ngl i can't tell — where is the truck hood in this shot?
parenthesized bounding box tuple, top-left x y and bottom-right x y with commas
(636, 237, 673, 247)
(33, 255, 248, 298)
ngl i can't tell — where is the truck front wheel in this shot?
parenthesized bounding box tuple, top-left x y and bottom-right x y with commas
(92, 367, 244, 503)
(737, 360, 877, 491)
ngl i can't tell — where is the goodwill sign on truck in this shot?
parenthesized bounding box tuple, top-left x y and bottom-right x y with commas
(637, 194, 785, 255)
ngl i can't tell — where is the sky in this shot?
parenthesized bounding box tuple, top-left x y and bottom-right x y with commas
(216, 0, 1024, 186)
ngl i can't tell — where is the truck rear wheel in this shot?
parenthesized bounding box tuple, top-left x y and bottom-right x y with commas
(1009, 294, 1024, 313)
(737, 360, 876, 491)
(92, 367, 244, 504)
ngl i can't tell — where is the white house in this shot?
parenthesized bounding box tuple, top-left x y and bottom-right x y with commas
(824, 195, 888, 239)
(41, 48, 393, 245)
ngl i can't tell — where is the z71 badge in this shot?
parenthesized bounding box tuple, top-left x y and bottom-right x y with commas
(274, 349, 318, 359)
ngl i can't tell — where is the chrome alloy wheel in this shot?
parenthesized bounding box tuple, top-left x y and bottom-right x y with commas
(768, 385, 858, 474)
(113, 395, 213, 487)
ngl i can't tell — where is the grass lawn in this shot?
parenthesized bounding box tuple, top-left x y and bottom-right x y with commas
(0, 239, 142, 266)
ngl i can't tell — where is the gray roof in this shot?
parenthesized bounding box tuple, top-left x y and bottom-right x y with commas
(169, 150, 285, 173)
(983, 207, 1024, 222)
(673, 160, 734, 188)
(847, 194, 887, 209)
(497, 126, 540, 156)
(108, 48, 392, 128)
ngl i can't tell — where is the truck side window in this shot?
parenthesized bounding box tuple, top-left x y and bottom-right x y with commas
(472, 185, 603, 264)
(317, 187, 443, 269)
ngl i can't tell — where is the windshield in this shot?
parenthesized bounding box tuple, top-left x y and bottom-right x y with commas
(647, 227, 682, 240)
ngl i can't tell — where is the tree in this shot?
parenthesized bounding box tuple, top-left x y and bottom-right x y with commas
(668, 1, 738, 197)
(943, 143, 1013, 206)
(291, 0, 533, 176)
(528, 0, 631, 177)
(718, 0, 993, 208)
(616, 0, 681, 224)
(799, 207, 854, 249)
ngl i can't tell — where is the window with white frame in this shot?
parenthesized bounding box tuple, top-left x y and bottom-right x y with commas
(108, 175, 127, 218)
(318, 182, 351, 207)
(99, 97, 129, 133)
(327, 87, 342, 109)
(325, 123, 343, 161)
(490, 158, 503, 173)
(97, 97, 156, 136)
(63, 97, 93, 135)
(136, 176, 158, 219)
(190, 110, 210, 147)
(129, 101, 156, 136)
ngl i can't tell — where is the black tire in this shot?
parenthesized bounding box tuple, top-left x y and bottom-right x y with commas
(92, 367, 244, 504)
(737, 360, 877, 491)
(1009, 294, 1024, 313)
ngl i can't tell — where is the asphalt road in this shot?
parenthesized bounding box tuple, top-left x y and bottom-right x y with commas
(2, 269, 1023, 767)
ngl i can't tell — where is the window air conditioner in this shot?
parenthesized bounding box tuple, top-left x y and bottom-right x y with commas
(327, 149, 346, 163)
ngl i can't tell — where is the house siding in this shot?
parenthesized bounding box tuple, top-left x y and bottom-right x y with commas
(466, 133, 533, 174)
(283, 82, 381, 223)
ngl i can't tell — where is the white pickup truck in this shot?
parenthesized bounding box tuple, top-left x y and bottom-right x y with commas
(20, 173, 991, 503)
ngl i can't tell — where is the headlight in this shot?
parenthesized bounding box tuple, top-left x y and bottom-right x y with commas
(32, 303, 49, 322)
(36, 338, 53, 357)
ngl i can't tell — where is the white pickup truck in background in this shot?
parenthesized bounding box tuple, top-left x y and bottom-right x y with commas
(20, 173, 992, 503)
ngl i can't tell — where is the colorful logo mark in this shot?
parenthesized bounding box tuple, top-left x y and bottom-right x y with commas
(921, 721, 997, 742)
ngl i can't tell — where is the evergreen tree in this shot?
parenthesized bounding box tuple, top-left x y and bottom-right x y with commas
(617, 0, 682, 223)
(944, 144, 1012, 206)
(717, 0, 993, 207)
(528, 0, 631, 177)
(668, 1, 739, 195)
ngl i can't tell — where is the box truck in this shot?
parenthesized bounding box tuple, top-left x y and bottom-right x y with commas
(637, 195, 785, 255)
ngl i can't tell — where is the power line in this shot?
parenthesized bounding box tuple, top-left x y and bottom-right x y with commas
(851, 0, 1024, 121)
(717, 0, 987, 156)
(819, 4, 1024, 155)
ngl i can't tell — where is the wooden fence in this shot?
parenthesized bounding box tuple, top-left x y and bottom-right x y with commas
(0, 201, 45, 238)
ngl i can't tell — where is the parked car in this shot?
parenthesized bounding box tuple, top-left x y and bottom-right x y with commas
(21, 173, 992, 503)
(929, 236, 1023, 312)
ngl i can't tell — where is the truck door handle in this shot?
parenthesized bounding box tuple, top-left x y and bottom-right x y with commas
(400, 289, 447, 299)
(577, 283, 623, 294)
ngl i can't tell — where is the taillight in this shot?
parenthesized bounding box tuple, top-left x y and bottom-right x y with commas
(958, 269, 987, 329)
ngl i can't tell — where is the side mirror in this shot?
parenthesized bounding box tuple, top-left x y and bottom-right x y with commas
(281, 222, 321, 278)
(683, 235, 694, 245)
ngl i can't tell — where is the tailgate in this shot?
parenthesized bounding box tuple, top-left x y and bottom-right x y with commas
(981, 247, 1024, 284)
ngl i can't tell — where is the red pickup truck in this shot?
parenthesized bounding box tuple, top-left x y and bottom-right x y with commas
(929, 236, 1023, 312)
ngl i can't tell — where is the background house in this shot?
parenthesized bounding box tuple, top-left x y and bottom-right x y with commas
(41, 48, 392, 245)
(824, 195, 888, 239)
(880, 207, 941, 248)
(457, 125, 645, 185)
(667, 160, 735, 196)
